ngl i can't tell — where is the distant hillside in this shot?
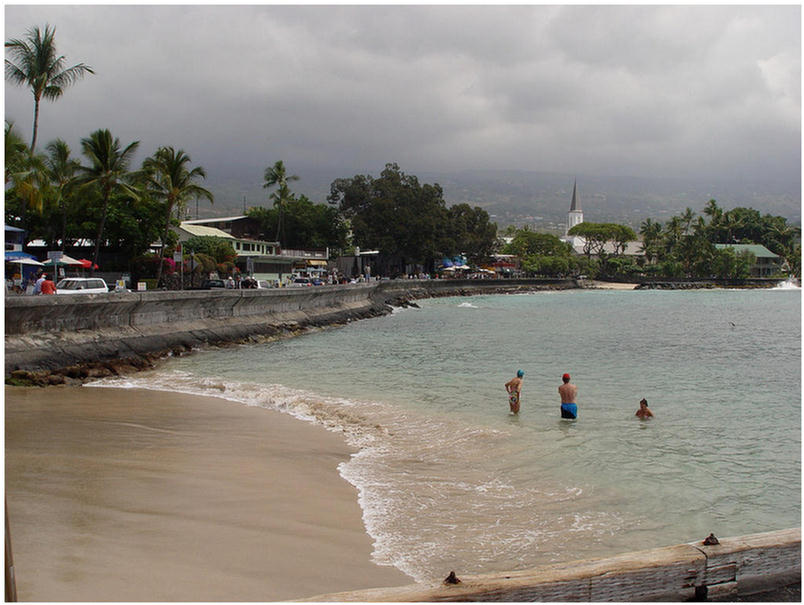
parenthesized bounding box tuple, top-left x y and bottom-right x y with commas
(196, 164, 801, 229)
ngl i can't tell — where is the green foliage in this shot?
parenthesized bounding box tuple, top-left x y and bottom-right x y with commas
(183, 236, 237, 263)
(329, 163, 497, 271)
(643, 199, 800, 278)
(443, 203, 498, 265)
(711, 248, 754, 280)
(248, 194, 349, 252)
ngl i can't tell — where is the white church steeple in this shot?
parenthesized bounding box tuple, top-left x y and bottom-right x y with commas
(567, 180, 583, 234)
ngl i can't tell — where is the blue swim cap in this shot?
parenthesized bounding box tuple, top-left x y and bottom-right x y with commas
(517, 369, 524, 377)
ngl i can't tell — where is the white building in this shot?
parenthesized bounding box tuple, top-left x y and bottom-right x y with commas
(560, 180, 586, 252)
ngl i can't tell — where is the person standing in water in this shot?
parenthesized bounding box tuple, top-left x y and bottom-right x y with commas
(558, 373, 578, 419)
(635, 398, 654, 419)
(505, 370, 524, 414)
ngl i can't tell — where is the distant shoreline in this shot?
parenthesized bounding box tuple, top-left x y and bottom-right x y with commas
(5, 277, 792, 385)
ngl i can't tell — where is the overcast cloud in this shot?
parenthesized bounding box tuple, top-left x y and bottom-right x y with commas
(4, 5, 801, 196)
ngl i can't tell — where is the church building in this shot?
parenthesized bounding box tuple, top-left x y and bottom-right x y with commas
(560, 180, 586, 253)
(566, 180, 583, 234)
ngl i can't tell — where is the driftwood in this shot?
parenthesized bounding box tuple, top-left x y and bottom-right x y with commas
(300, 528, 800, 602)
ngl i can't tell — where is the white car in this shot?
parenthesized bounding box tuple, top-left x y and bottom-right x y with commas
(56, 277, 109, 295)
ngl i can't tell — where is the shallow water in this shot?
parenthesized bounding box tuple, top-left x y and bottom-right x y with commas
(92, 287, 801, 582)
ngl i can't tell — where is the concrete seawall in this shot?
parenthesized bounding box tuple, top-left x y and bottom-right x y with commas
(301, 528, 801, 602)
(5, 279, 574, 376)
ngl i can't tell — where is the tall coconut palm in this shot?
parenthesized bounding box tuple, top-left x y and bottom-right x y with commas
(143, 146, 214, 286)
(45, 139, 81, 250)
(263, 160, 299, 247)
(5, 24, 94, 152)
(77, 129, 140, 273)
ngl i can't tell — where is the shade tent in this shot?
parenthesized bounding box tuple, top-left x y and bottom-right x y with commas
(4, 251, 37, 261)
(6, 257, 44, 266)
(42, 254, 83, 266)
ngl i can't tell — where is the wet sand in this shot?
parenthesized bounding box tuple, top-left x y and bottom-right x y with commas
(4, 386, 410, 601)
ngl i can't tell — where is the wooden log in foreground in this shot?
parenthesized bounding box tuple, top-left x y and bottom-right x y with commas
(301, 528, 800, 602)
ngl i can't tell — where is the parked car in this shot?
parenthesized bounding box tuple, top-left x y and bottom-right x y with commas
(311, 278, 324, 286)
(291, 278, 312, 287)
(56, 277, 109, 295)
(199, 279, 226, 289)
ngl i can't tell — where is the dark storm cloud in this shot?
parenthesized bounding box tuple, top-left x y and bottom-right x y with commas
(4, 4, 800, 187)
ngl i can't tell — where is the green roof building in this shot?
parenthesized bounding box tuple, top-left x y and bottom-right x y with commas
(714, 244, 782, 277)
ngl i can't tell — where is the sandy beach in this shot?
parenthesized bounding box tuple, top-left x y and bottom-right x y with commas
(4, 385, 410, 601)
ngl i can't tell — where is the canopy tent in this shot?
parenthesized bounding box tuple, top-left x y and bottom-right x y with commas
(6, 257, 44, 266)
(42, 254, 83, 266)
(4, 251, 37, 261)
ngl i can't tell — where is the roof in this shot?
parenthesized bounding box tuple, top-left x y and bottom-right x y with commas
(5, 225, 25, 232)
(182, 216, 248, 225)
(177, 223, 236, 239)
(714, 244, 780, 259)
(569, 180, 581, 212)
(561, 236, 645, 256)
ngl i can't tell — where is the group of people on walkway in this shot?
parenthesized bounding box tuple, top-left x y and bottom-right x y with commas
(504, 371, 653, 420)
(8, 271, 57, 295)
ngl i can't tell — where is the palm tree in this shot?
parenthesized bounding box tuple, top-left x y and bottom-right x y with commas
(45, 139, 80, 250)
(263, 160, 299, 247)
(5, 121, 47, 237)
(143, 146, 214, 286)
(639, 218, 662, 264)
(5, 121, 29, 184)
(5, 24, 94, 152)
(77, 129, 140, 273)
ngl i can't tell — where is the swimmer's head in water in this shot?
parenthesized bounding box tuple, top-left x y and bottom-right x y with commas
(562, 373, 570, 382)
(517, 369, 524, 378)
(640, 398, 648, 407)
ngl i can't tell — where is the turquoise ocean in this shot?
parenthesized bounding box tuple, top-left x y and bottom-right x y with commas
(91, 284, 801, 582)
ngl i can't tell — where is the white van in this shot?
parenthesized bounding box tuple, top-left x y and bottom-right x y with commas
(56, 277, 109, 295)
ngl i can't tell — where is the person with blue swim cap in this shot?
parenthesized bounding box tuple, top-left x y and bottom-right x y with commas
(505, 369, 524, 414)
(558, 373, 578, 419)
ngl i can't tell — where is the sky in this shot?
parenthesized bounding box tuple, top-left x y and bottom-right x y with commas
(4, 4, 801, 200)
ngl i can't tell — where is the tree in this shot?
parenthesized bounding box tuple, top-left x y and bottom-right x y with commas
(183, 236, 236, 263)
(263, 160, 299, 247)
(4, 121, 47, 235)
(329, 163, 449, 274)
(5, 24, 94, 151)
(639, 218, 662, 264)
(142, 146, 213, 286)
(44, 138, 80, 250)
(442, 204, 498, 265)
(77, 129, 140, 273)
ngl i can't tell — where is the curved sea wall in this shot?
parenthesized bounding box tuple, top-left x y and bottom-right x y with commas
(5, 278, 574, 378)
(301, 528, 801, 602)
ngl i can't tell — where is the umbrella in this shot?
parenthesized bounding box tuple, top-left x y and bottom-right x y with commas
(42, 254, 83, 266)
(4, 251, 37, 261)
(77, 258, 99, 270)
(6, 257, 44, 266)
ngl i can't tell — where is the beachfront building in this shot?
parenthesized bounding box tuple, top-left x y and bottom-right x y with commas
(714, 244, 782, 277)
(173, 219, 329, 284)
(5, 225, 25, 252)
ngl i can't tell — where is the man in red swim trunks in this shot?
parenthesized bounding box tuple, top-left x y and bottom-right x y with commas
(558, 373, 577, 419)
